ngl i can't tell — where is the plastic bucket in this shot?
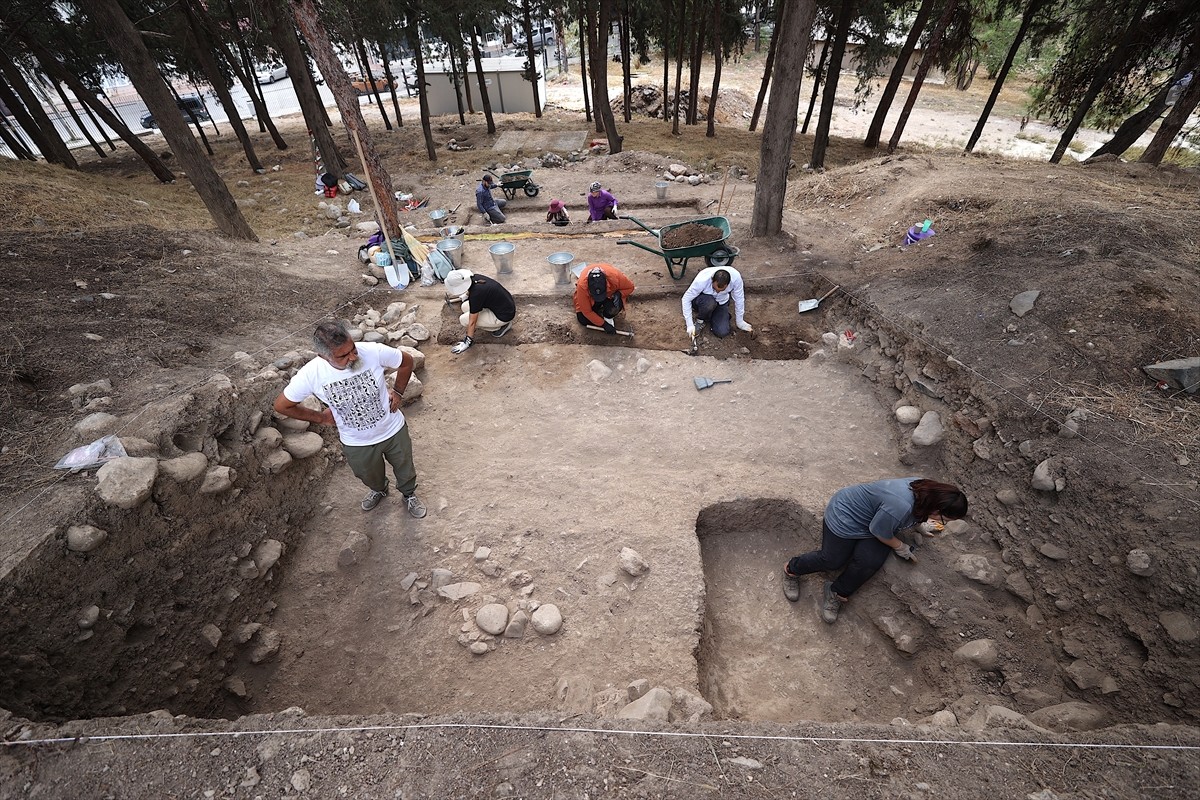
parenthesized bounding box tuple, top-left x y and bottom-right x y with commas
(547, 252, 574, 285)
(437, 238, 464, 268)
(655, 181, 669, 200)
(489, 242, 515, 274)
(904, 226, 935, 246)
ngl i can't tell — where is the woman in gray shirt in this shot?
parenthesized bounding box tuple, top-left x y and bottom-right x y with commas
(783, 478, 967, 624)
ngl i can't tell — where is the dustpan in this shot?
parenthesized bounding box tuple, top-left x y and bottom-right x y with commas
(693, 376, 732, 391)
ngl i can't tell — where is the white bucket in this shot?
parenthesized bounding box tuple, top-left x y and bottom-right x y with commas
(655, 181, 669, 200)
(437, 238, 463, 268)
(489, 242, 515, 274)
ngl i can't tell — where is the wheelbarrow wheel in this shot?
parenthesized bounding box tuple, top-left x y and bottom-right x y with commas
(706, 248, 734, 267)
(524, 184, 540, 198)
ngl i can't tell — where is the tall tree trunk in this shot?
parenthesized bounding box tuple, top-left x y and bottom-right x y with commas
(593, 0, 623, 151)
(165, 81, 216, 155)
(864, 0, 933, 148)
(24, 37, 176, 180)
(584, 0, 604, 132)
(79, 0, 254, 238)
(182, 0, 265, 172)
(0, 52, 77, 168)
(459, 46, 475, 113)
(672, 0, 686, 135)
(521, 0, 544, 117)
(887, 0, 959, 154)
(0, 115, 37, 160)
(748, 0, 784, 132)
(1139, 72, 1200, 164)
(290, 0, 404, 235)
(1087, 68, 1190, 159)
(705, 0, 723, 138)
(751, 0, 818, 236)
(53, 80, 106, 158)
(1050, 0, 1152, 163)
(801, 34, 830, 133)
(579, 0, 593, 122)
(620, 0, 632, 123)
(76, 88, 117, 152)
(965, 0, 1044, 153)
(449, 46, 467, 124)
(378, 47, 405, 126)
(470, 26, 496, 134)
(810, 0, 854, 169)
(686, 11, 708, 125)
(662, 0, 672, 120)
(203, 1, 286, 148)
(402, 17, 438, 161)
(231, 0, 268, 133)
(263, 0, 344, 176)
(356, 38, 392, 130)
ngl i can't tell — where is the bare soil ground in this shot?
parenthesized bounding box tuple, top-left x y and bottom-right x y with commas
(1, 56, 1199, 798)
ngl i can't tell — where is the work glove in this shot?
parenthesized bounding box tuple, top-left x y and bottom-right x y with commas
(736, 320, 754, 333)
(919, 520, 945, 537)
(894, 543, 916, 561)
(451, 335, 473, 355)
(686, 325, 696, 339)
(602, 318, 616, 334)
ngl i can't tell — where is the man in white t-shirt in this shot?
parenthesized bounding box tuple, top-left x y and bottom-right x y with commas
(681, 266, 753, 340)
(273, 321, 426, 517)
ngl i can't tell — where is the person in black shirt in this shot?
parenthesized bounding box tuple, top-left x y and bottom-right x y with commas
(445, 269, 517, 354)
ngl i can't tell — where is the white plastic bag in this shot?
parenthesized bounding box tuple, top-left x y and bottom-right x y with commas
(347, 199, 361, 214)
(54, 434, 127, 471)
(420, 262, 435, 286)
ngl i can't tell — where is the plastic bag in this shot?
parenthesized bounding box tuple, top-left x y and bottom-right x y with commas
(420, 262, 435, 286)
(54, 434, 127, 472)
(347, 199, 361, 214)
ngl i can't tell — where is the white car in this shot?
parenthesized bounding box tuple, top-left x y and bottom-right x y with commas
(255, 65, 288, 84)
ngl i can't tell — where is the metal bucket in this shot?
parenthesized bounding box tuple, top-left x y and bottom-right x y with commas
(429, 209, 448, 225)
(439, 226, 465, 241)
(655, 181, 669, 200)
(489, 242, 515, 274)
(547, 252, 574, 285)
(437, 238, 464, 268)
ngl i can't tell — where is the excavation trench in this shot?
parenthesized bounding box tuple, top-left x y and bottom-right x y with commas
(0, 292, 1186, 732)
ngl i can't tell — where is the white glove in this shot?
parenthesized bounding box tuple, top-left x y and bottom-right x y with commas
(919, 520, 945, 537)
(894, 543, 916, 561)
(736, 320, 753, 333)
(451, 336, 473, 354)
(686, 325, 696, 338)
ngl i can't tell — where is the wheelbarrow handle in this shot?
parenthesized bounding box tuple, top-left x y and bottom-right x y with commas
(617, 239, 664, 256)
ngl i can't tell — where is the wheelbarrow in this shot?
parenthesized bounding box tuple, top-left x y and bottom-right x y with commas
(617, 215, 739, 280)
(486, 169, 540, 201)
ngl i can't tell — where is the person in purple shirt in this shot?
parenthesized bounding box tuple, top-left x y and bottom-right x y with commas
(782, 478, 968, 623)
(585, 181, 618, 221)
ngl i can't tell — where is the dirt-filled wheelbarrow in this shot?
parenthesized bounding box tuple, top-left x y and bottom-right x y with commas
(486, 169, 540, 200)
(617, 215, 739, 279)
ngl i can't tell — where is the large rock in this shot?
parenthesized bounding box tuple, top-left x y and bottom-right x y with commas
(438, 582, 482, 601)
(253, 539, 284, 577)
(873, 615, 922, 654)
(1009, 290, 1041, 317)
(1028, 701, 1107, 732)
(338, 532, 371, 567)
(476, 604, 509, 635)
(1031, 459, 1061, 492)
(282, 432, 324, 459)
(66, 524, 108, 552)
(619, 547, 649, 577)
(95, 457, 158, 509)
(953, 639, 999, 670)
(247, 627, 281, 663)
(199, 465, 236, 494)
(73, 412, 119, 441)
(894, 406, 922, 424)
(954, 554, 1003, 587)
(617, 687, 673, 721)
(1158, 611, 1197, 643)
(159, 452, 208, 482)
(1143, 357, 1200, 394)
(911, 411, 945, 446)
(397, 346, 425, 371)
(531, 603, 563, 634)
(588, 360, 613, 382)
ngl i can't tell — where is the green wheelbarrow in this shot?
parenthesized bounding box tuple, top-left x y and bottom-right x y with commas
(486, 169, 540, 201)
(617, 215, 739, 279)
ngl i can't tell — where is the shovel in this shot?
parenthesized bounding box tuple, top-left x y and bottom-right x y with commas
(798, 285, 839, 313)
(694, 376, 732, 391)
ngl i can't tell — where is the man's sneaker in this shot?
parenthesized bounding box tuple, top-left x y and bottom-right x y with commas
(783, 571, 801, 602)
(362, 481, 389, 512)
(491, 321, 513, 338)
(821, 581, 843, 624)
(404, 494, 427, 519)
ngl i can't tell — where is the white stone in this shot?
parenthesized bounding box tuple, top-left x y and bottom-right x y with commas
(73, 412, 119, 440)
(248, 627, 281, 663)
(199, 466, 236, 494)
(531, 603, 563, 635)
(618, 547, 649, 577)
(911, 411, 945, 446)
(159, 452, 208, 482)
(282, 432, 324, 459)
(253, 539, 284, 576)
(96, 457, 158, 509)
(67, 524, 108, 552)
(1126, 549, 1155, 577)
(200, 623, 222, 650)
(617, 687, 672, 721)
(77, 605, 100, 629)
(476, 603, 509, 635)
(894, 405, 922, 424)
(397, 345, 425, 371)
(438, 582, 482, 601)
(338, 531, 371, 567)
(262, 450, 292, 474)
(1031, 459, 1057, 491)
(407, 323, 430, 342)
(953, 638, 999, 670)
(587, 360, 613, 382)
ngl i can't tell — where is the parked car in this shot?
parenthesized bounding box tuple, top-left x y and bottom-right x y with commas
(351, 76, 391, 95)
(140, 94, 210, 129)
(255, 64, 289, 84)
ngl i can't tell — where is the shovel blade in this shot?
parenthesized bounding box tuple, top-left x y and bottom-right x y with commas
(694, 376, 713, 390)
(798, 299, 819, 313)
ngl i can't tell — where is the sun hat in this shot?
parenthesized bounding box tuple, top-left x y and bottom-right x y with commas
(445, 269, 474, 297)
(549, 199, 565, 212)
(589, 181, 601, 192)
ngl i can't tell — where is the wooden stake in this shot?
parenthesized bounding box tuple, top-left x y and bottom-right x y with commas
(347, 126, 400, 276)
(717, 166, 730, 214)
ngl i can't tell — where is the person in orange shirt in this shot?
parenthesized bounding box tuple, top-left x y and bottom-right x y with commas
(574, 264, 634, 334)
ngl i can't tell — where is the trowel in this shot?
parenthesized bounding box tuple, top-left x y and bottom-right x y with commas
(693, 376, 732, 391)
